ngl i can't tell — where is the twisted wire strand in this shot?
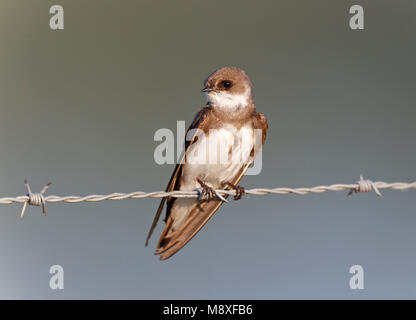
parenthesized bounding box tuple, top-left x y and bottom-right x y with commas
(0, 178, 415, 210)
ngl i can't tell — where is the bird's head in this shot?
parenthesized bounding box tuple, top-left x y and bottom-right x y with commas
(202, 67, 253, 110)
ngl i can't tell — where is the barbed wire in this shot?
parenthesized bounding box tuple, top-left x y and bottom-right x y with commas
(0, 175, 415, 217)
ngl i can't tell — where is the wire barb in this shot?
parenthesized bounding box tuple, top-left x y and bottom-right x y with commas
(20, 180, 52, 218)
(347, 175, 382, 198)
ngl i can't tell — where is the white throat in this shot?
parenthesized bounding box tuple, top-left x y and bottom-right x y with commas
(206, 89, 251, 111)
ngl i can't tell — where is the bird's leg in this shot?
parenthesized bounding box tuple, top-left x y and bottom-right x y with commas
(196, 178, 216, 201)
(224, 181, 246, 200)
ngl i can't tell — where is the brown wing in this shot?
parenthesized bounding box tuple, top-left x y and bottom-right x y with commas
(145, 105, 212, 246)
(154, 111, 268, 260)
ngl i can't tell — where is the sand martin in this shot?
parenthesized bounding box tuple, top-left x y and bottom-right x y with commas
(146, 67, 268, 260)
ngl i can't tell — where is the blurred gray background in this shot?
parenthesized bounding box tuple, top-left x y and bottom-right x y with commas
(0, 0, 415, 299)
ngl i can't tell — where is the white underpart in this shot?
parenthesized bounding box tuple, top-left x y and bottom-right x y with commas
(206, 88, 251, 111)
(170, 124, 255, 230)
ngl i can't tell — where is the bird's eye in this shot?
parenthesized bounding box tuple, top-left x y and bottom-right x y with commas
(222, 80, 232, 88)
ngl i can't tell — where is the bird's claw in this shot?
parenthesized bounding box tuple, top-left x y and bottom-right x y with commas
(197, 178, 216, 201)
(225, 181, 246, 200)
(233, 185, 245, 200)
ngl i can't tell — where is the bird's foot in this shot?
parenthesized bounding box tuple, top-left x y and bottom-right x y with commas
(224, 181, 246, 200)
(196, 178, 216, 201)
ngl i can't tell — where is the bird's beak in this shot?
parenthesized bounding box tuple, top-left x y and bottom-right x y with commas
(202, 87, 214, 92)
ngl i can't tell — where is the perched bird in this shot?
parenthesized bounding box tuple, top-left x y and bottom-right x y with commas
(146, 67, 268, 260)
